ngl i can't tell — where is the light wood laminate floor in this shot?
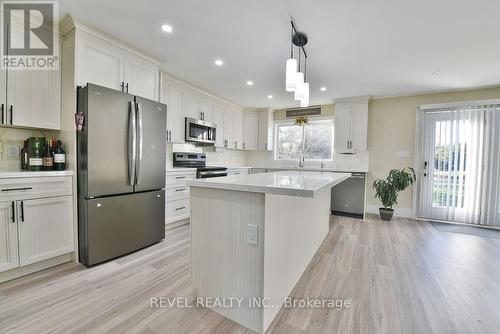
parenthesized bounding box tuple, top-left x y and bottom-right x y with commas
(2, 215, 500, 334)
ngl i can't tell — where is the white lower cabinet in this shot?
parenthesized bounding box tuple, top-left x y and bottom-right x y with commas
(165, 170, 196, 225)
(0, 176, 74, 275)
(17, 196, 73, 266)
(0, 201, 18, 272)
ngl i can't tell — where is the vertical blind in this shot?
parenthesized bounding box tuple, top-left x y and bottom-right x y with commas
(419, 104, 500, 226)
(480, 106, 500, 226)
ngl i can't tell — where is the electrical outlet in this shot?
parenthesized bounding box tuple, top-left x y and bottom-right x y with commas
(247, 224, 258, 245)
(7, 144, 19, 157)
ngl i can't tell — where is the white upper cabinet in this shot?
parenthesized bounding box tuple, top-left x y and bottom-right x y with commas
(76, 30, 124, 91)
(7, 65, 61, 130)
(0, 69, 6, 125)
(235, 109, 244, 150)
(243, 111, 258, 150)
(76, 30, 160, 101)
(223, 107, 235, 149)
(201, 96, 214, 122)
(212, 102, 225, 148)
(184, 89, 202, 120)
(0, 201, 18, 272)
(123, 54, 159, 101)
(161, 78, 185, 143)
(0, 14, 61, 130)
(224, 107, 244, 150)
(334, 97, 370, 152)
(257, 109, 273, 151)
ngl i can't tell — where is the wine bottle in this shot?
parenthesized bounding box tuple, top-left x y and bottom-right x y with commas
(28, 137, 44, 171)
(53, 140, 66, 171)
(42, 140, 54, 171)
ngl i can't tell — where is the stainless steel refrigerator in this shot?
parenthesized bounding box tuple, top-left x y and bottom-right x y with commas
(77, 83, 166, 266)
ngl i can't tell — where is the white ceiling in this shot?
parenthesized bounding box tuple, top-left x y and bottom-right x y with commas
(59, 0, 500, 109)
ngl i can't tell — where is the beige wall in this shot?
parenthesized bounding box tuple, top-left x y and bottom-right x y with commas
(367, 86, 500, 211)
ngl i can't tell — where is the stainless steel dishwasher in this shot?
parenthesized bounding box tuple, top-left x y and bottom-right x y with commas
(331, 172, 366, 218)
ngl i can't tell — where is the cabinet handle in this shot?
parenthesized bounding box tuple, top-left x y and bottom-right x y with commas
(235, 141, 237, 148)
(121, 82, 125, 92)
(175, 206, 186, 211)
(20, 201, 24, 222)
(175, 176, 186, 179)
(1, 187, 33, 192)
(175, 188, 187, 192)
(9, 105, 13, 125)
(243, 142, 246, 150)
(1, 104, 3, 124)
(11, 201, 15, 223)
(126, 83, 129, 93)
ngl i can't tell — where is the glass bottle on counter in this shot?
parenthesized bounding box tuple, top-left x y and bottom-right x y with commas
(28, 137, 45, 171)
(42, 140, 54, 171)
(53, 140, 66, 171)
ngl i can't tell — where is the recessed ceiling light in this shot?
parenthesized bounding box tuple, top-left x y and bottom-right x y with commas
(320, 87, 327, 91)
(214, 59, 224, 66)
(246, 81, 254, 86)
(432, 70, 442, 75)
(267, 95, 273, 99)
(161, 24, 173, 33)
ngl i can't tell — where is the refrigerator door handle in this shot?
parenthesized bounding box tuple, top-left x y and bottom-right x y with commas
(135, 103, 144, 185)
(128, 101, 137, 186)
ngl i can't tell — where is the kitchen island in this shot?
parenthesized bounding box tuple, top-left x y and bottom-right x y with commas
(187, 171, 350, 333)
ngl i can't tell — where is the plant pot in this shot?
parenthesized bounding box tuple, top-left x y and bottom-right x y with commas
(379, 208, 394, 221)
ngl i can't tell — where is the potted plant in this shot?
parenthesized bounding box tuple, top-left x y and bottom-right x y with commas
(372, 167, 416, 221)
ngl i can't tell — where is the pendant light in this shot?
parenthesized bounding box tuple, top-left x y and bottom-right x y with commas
(285, 28, 297, 92)
(294, 50, 305, 100)
(286, 20, 310, 107)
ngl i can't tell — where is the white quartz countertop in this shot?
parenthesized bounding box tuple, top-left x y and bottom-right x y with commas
(250, 166, 368, 173)
(187, 171, 351, 198)
(0, 170, 74, 179)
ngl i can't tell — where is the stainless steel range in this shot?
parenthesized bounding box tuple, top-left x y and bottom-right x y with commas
(173, 152, 227, 178)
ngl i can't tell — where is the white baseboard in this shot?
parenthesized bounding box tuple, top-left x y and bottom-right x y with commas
(0, 252, 74, 283)
(366, 205, 413, 218)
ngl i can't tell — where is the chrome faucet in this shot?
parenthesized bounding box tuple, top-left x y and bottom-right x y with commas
(298, 156, 305, 168)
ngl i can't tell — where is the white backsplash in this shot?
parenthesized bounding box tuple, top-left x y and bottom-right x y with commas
(166, 143, 246, 169)
(0, 128, 59, 171)
(166, 143, 368, 171)
(245, 150, 370, 171)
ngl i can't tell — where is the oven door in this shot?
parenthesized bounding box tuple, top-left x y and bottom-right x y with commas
(185, 118, 216, 145)
(198, 170, 228, 178)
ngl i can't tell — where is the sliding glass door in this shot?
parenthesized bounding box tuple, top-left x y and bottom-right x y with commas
(418, 107, 484, 223)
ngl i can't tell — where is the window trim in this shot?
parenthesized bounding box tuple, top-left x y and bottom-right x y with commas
(273, 116, 334, 162)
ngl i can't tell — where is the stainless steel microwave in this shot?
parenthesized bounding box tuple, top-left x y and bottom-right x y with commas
(185, 117, 216, 145)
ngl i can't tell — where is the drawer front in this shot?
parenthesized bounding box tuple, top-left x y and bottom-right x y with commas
(166, 172, 196, 188)
(166, 185, 190, 201)
(166, 198, 190, 223)
(0, 177, 72, 201)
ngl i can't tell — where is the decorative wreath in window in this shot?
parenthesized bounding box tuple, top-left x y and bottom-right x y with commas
(294, 116, 309, 126)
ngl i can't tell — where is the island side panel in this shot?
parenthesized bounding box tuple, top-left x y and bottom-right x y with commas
(190, 186, 265, 333)
(262, 188, 331, 332)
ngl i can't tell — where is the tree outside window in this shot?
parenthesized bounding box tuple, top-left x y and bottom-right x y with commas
(274, 119, 334, 161)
